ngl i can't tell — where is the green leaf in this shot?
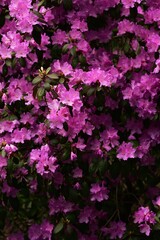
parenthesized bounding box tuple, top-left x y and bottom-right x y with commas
(2, 65, 8, 76)
(70, 46, 77, 57)
(135, 45, 141, 55)
(11, 58, 17, 69)
(87, 87, 95, 96)
(38, 0, 46, 8)
(32, 76, 42, 85)
(59, 78, 65, 84)
(19, 57, 26, 67)
(54, 221, 64, 234)
(47, 73, 59, 79)
(124, 42, 130, 54)
(1, 150, 6, 158)
(32, 10, 44, 19)
(33, 86, 38, 98)
(62, 44, 69, 53)
(46, 67, 51, 74)
(153, 223, 160, 230)
(43, 82, 51, 91)
(45, 77, 52, 84)
(79, 54, 86, 65)
(71, 57, 78, 68)
(5, 59, 12, 67)
(37, 87, 45, 100)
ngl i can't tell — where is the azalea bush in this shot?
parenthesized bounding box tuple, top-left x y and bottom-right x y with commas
(0, 0, 160, 239)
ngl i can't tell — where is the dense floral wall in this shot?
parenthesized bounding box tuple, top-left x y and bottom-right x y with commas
(0, 0, 160, 239)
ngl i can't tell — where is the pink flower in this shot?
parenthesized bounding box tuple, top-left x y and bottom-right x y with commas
(53, 60, 73, 76)
(134, 207, 150, 224)
(90, 182, 109, 202)
(2, 181, 18, 198)
(134, 206, 156, 236)
(29, 144, 58, 175)
(58, 85, 80, 107)
(117, 142, 136, 160)
(0, 155, 7, 168)
(102, 221, 126, 239)
(49, 196, 74, 215)
(121, 0, 142, 9)
(40, 220, 54, 240)
(4, 144, 18, 155)
(28, 220, 53, 240)
(11, 128, 31, 143)
(139, 223, 151, 236)
(52, 30, 68, 45)
(79, 206, 95, 223)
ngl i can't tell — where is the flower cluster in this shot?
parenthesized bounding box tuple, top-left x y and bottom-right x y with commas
(0, 0, 160, 239)
(134, 206, 156, 236)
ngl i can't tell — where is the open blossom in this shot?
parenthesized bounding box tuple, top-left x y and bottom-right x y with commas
(79, 206, 97, 224)
(2, 181, 18, 198)
(28, 220, 53, 240)
(4, 144, 18, 155)
(90, 182, 109, 202)
(134, 207, 156, 236)
(134, 206, 155, 224)
(117, 142, 136, 160)
(58, 85, 81, 108)
(49, 196, 74, 215)
(0, 0, 160, 238)
(29, 145, 58, 175)
(139, 223, 151, 236)
(100, 127, 119, 151)
(102, 221, 126, 239)
(121, 0, 142, 8)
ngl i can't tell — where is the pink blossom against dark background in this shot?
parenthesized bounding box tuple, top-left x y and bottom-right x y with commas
(0, 0, 160, 239)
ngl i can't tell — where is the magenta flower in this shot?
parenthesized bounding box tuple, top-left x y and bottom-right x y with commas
(90, 182, 109, 202)
(134, 206, 155, 224)
(134, 206, 156, 236)
(28, 220, 53, 240)
(117, 142, 136, 160)
(79, 206, 94, 224)
(29, 144, 58, 175)
(49, 196, 74, 215)
(139, 223, 151, 236)
(102, 221, 126, 239)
